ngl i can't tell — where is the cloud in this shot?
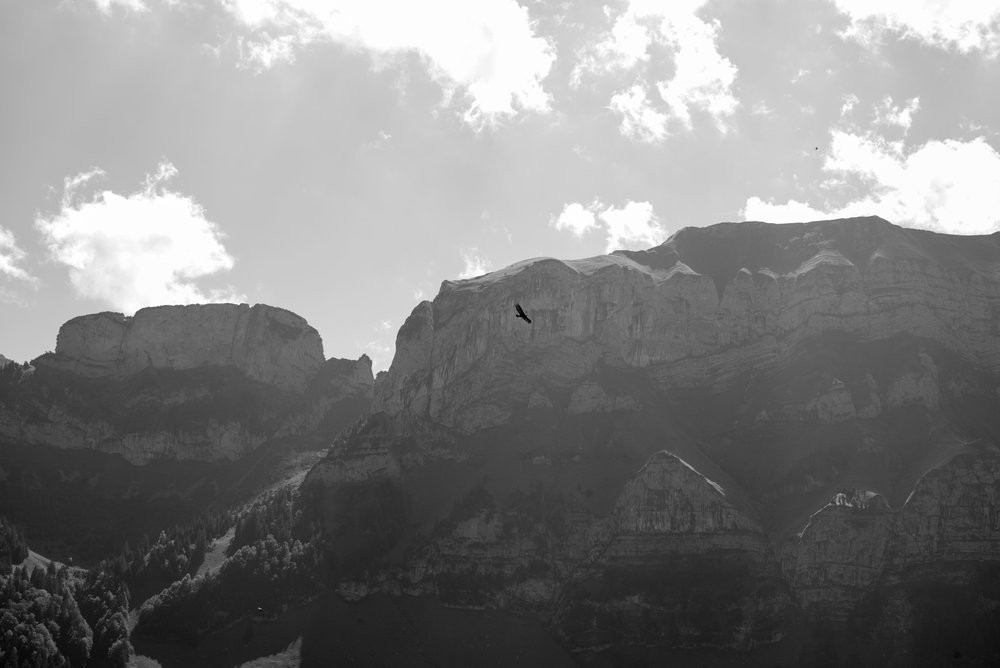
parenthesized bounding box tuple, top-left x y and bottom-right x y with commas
(224, 0, 556, 126)
(743, 133, 1000, 234)
(0, 226, 34, 283)
(873, 96, 920, 133)
(833, 1, 1000, 56)
(571, 8, 651, 84)
(653, 11, 738, 132)
(578, 0, 738, 136)
(742, 197, 829, 224)
(609, 85, 668, 142)
(552, 201, 599, 237)
(36, 162, 245, 313)
(553, 200, 666, 252)
(600, 201, 666, 251)
(458, 247, 493, 278)
(90, 0, 148, 12)
(840, 93, 860, 117)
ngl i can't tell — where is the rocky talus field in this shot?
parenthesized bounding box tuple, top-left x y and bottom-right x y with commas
(2, 216, 1000, 667)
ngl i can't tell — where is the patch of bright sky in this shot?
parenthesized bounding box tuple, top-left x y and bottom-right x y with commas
(0, 0, 998, 371)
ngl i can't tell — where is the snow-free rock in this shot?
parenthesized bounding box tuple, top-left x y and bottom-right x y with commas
(49, 303, 324, 392)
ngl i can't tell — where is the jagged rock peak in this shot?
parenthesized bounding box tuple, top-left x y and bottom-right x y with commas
(45, 303, 325, 391)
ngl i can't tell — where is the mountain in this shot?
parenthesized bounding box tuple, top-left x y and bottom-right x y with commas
(48, 303, 324, 392)
(0, 303, 372, 464)
(0, 303, 373, 565)
(300, 216, 1000, 666)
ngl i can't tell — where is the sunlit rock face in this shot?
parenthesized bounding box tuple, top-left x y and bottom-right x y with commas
(782, 490, 895, 625)
(50, 303, 324, 392)
(375, 216, 1000, 432)
(0, 305, 372, 464)
(609, 450, 764, 553)
(307, 218, 1000, 664)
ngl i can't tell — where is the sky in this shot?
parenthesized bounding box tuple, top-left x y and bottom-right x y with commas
(1, 0, 999, 371)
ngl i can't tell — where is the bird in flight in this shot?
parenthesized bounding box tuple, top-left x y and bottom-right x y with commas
(515, 303, 532, 324)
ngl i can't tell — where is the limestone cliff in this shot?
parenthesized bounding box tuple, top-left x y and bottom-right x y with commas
(304, 217, 1000, 665)
(374, 216, 1000, 432)
(0, 305, 373, 464)
(47, 303, 324, 392)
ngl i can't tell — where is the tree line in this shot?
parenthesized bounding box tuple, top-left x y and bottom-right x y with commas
(0, 559, 131, 667)
(133, 487, 324, 644)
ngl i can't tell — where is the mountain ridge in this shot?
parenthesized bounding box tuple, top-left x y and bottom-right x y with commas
(301, 216, 1000, 665)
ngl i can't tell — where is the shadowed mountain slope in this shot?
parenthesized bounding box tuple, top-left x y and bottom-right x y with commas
(301, 217, 1000, 666)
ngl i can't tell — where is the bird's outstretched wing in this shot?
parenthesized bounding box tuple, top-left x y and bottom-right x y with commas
(515, 303, 532, 324)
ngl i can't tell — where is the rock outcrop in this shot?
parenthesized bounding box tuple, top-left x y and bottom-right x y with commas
(374, 217, 1000, 432)
(47, 303, 324, 392)
(0, 305, 372, 464)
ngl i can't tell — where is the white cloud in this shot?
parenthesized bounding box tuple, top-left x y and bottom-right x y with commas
(833, 0, 1000, 56)
(609, 85, 668, 142)
(840, 93, 860, 117)
(743, 133, 1000, 234)
(553, 200, 666, 252)
(571, 9, 651, 85)
(91, 0, 147, 12)
(458, 247, 493, 279)
(743, 197, 829, 224)
(224, 0, 555, 126)
(873, 96, 920, 133)
(0, 227, 34, 283)
(579, 0, 738, 135)
(653, 13, 738, 131)
(599, 200, 666, 251)
(552, 202, 599, 237)
(36, 162, 245, 313)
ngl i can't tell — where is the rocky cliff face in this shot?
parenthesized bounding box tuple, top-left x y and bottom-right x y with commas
(48, 303, 324, 392)
(304, 217, 1000, 665)
(0, 304, 372, 464)
(374, 216, 1000, 432)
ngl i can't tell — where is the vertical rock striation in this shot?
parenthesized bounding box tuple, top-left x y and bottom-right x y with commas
(0, 304, 372, 463)
(50, 303, 324, 392)
(374, 217, 1000, 432)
